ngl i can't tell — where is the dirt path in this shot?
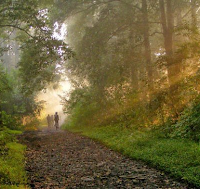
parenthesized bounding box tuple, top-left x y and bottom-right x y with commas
(20, 129, 193, 189)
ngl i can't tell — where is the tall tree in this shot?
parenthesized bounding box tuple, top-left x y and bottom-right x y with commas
(142, 0, 154, 93)
(191, 0, 197, 30)
(159, 0, 180, 87)
(0, 0, 73, 93)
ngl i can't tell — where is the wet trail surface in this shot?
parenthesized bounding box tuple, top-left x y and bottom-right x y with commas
(20, 129, 193, 189)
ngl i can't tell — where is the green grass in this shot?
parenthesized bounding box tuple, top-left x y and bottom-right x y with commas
(65, 124, 200, 187)
(0, 186, 28, 189)
(0, 129, 28, 189)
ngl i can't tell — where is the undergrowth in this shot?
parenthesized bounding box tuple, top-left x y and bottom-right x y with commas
(0, 128, 28, 189)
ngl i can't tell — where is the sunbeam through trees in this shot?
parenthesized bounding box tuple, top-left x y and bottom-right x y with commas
(1, 0, 200, 188)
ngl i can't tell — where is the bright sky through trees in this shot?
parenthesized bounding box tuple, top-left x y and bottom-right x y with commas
(53, 22, 67, 40)
(37, 20, 70, 122)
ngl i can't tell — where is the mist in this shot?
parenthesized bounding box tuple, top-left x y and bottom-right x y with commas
(37, 80, 71, 127)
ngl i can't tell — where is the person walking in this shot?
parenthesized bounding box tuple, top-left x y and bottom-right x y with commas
(54, 112, 59, 130)
(47, 114, 51, 128)
(50, 115, 54, 127)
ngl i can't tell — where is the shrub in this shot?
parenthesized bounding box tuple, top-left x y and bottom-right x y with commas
(170, 101, 200, 142)
(1, 111, 22, 130)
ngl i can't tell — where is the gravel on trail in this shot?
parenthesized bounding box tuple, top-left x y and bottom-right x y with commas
(20, 129, 194, 189)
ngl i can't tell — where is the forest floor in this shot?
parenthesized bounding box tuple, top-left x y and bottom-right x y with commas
(20, 129, 194, 189)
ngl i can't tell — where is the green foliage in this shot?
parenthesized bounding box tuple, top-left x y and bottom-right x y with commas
(59, 0, 200, 143)
(0, 128, 27, 188)
(0, 0, 74, 94)
(66, 124, 200, 187)
(170, 99, 200, 142)
(19, 36, 74, 94)
(0, 67, 43, 130)
(65, 62, 200, 142)
(0, 128, 21, 153)
(0, 142, 27, 187)
(1, 111, 21, 130)
(63, 87, 104, 127)
(0, 66, 11, 94)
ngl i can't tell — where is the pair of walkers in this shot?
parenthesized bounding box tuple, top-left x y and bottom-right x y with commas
(47, 112, 59, 130)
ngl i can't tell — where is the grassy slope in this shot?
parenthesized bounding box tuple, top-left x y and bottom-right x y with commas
(66, 124, 200, 187)
(0, 129, 28, 189)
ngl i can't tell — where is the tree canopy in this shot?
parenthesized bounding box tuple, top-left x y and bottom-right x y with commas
(50, 0, 200, 138)
(0, 0, 74, 129)
(1, 0, 200, 141)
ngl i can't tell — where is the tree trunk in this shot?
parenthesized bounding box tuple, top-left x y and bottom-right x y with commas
(0, 105, 2, 127)
(128, 25, 139, 91)
(159, 0, 181, 117)
(142, 0, 154, 93)
(176, 2, 182, 27)
(159, 0, 180, 87)
(191, 0, 197, 30)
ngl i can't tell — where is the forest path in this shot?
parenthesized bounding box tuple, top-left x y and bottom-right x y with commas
(20, 128, 191, 189)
